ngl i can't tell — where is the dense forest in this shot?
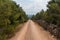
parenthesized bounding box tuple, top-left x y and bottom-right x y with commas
(0, 0, 60, 40)
(32, 0, 60, 40)
(0, 0, 28, 40)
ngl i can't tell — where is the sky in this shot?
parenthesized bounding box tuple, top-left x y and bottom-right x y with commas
(13, 0, 50, 15)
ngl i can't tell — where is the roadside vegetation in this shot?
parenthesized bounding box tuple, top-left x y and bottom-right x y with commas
(0, 0, 28, 40)
(31, 0, 60, 40)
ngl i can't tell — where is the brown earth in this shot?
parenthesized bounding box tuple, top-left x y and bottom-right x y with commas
(9, 20, 56, 40)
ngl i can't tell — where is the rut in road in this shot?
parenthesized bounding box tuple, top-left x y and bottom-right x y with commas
(9, 20, 56, 40)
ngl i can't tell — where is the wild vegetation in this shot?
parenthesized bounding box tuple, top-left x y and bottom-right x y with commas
(32, 0, 60, 40)
(0, 0, 60, 40)
(0, 0, 28, 40)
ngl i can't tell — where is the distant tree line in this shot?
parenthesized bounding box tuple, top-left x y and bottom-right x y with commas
(31, 0, 60, 40)
(0, 0, 28, 40)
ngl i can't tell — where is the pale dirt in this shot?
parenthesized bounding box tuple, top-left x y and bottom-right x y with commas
(9, 20, 56, 40)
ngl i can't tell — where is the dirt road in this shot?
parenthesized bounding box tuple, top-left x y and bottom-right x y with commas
(9, 20, 56, 40)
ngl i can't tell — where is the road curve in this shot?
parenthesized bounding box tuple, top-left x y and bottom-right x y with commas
(9, 20, 56, 40)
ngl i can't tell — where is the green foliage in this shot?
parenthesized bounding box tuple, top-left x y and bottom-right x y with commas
(46, 0, 60, 25)
(0, 0, 28, 40)
(31, 10, 45, 20)
(32, 0, 60, 25)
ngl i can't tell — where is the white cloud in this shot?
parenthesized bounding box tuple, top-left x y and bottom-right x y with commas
(13, 0, 50, 15)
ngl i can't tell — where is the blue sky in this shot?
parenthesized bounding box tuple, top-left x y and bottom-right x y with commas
(13, 0, 50, 15)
